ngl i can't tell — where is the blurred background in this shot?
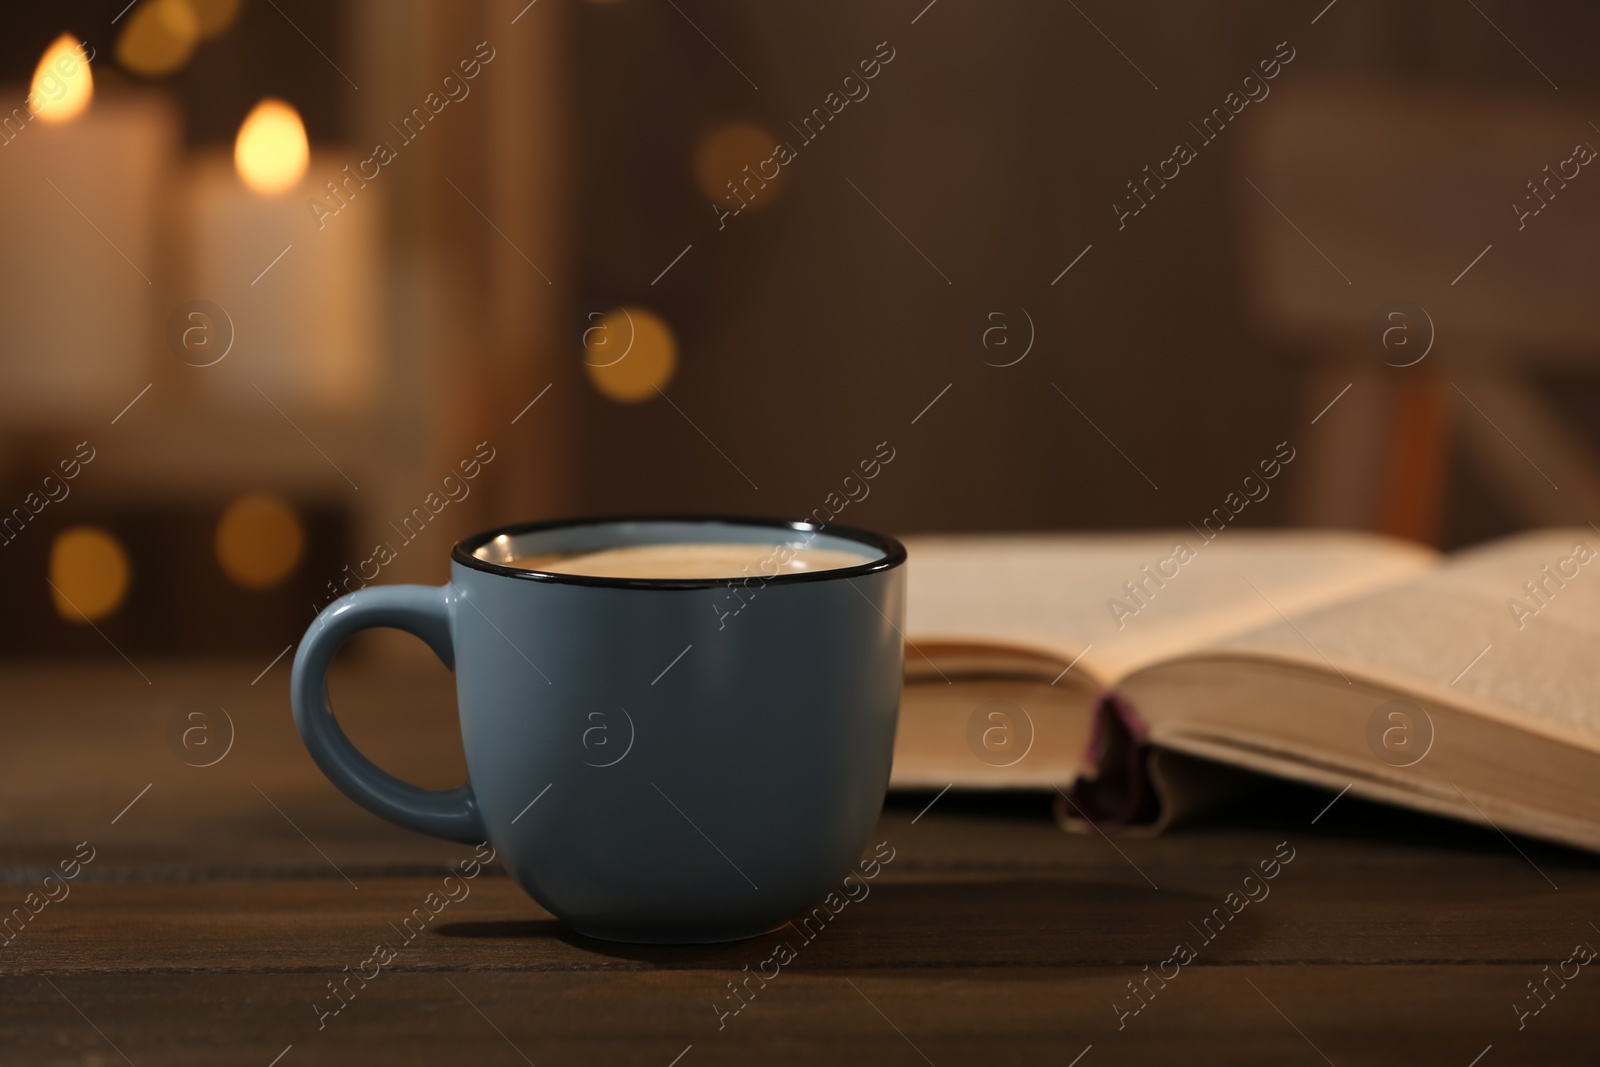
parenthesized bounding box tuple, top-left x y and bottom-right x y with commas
(3, 0, 1600, 659)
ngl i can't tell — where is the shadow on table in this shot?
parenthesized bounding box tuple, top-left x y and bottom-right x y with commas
(885, 773, 1600, 871)
(435, 878, 1225, 968)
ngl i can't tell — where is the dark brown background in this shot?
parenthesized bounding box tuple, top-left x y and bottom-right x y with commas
(6, 1, 1600, 657)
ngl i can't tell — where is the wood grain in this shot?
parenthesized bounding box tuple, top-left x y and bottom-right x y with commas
(2, 967, 1595, 1067)
(3, 663, 1598, 1062)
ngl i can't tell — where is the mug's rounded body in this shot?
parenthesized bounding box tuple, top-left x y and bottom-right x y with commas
(291, 516, 904, 943)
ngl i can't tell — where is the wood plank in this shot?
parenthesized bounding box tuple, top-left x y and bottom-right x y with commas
(0, 661, 479, 873)
(2, 965, 1594, 1065)
(3, 839, 1596, 975)
(6, 663, 1600, 1062)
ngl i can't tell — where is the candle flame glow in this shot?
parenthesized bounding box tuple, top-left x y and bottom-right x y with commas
(32, 34, 94, 125)
(235, 98, 309, 196)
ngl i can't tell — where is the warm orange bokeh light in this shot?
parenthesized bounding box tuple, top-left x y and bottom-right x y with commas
(31, 34, 93, 124)
(235, 98, 310, 196)
(582, 306, 678, 403)
(215, 493, 305, 590)
(116, 0, 201, 77)
(693, 122, 785, 212)
(191, 0, 243, 38)
(49, 526, 130, 622)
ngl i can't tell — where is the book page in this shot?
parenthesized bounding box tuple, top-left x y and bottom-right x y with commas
(1197, 528, 1600, 747)
(904, 530, 1436, 683)
(892, 679, 1092, 789)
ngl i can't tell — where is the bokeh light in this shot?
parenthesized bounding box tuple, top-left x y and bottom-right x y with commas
(190, 0, 243, 38)
(693, 122, 785, 212)
(115, 0, 202, 78)
(235, 98, 310, 196)
(49, 527, 130, 622)
(31, 34, 94, 124)
(215, 493, 305, 589)
(582, 306, 678, 403)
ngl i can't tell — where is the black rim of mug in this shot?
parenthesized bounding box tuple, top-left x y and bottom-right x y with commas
(451, 514, 908, 590)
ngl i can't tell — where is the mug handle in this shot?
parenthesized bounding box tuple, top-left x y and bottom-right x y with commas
(290, 584, 486, 843)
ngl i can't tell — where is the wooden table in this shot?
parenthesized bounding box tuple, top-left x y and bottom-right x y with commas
(2, 662, 1596, 1064)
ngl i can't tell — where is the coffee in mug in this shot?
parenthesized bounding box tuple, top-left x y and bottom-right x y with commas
(505, 541, 872, 580)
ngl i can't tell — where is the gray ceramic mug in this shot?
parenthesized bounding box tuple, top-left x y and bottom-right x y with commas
(290, 516, 905, 943)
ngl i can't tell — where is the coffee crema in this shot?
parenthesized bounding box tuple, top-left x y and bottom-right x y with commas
(504, 542, 872, 580)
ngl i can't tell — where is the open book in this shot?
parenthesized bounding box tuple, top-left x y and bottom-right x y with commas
(894, 528, 1600, 852)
